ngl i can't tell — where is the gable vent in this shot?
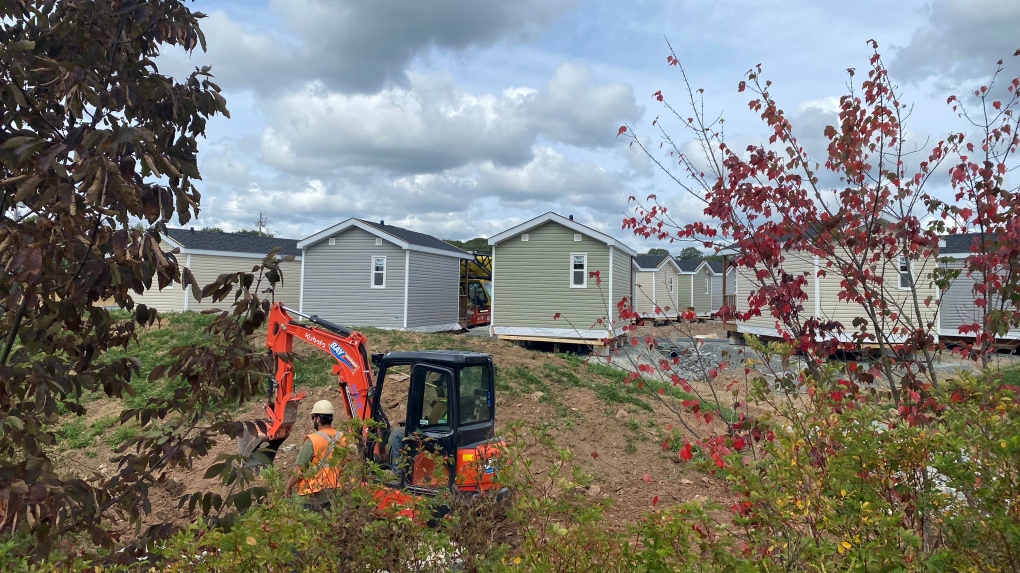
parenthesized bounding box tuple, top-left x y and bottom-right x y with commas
(521, 234, 529, 242)
(328, 237, 336, 246)
(573, 233, 582, 242)
(375, 238, 382, 246)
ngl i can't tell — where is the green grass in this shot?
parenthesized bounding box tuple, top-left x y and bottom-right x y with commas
(57, 415, 118, 451)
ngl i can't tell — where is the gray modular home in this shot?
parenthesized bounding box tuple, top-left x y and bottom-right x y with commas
(676, 260, 715, 317)
(633, 254, 683, 321)
(487, 212, 637, 343)
(938, 233, 1020, 339)
(708, 261, 736, 315)
(133, 228, 302, 313)
(297, 219, 472, 332)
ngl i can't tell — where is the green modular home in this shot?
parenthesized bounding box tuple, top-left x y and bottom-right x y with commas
(487, 212, 637, 344)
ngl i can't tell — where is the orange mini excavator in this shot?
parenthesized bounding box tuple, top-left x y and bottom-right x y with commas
(239, 303, 506, 506)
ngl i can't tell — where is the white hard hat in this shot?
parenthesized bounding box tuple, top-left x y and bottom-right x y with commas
(311, 400, 334, 415)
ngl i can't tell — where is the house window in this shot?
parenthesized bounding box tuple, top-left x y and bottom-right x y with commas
(521, 234, 529, 242)
(667, 277, 674, 294)
(898, 256, 912, 289)
(573, 233, 582, 242)
(329, 237, 336, 246)
(372, 256, 386, 288)
(570, 253, 587, 288)
(705, 277, 710, 294)
(375, 238, 382, 246)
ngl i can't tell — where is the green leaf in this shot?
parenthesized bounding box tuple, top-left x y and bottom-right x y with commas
(10, 40, 35, 50)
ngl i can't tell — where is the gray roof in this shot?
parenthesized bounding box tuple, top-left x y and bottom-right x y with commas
(634, 253, 671, 269)
(164, 228, 301, 257)
(940, 232, 990, 254)
(708, 261, 724, 273)
(676, 259, 705, 273)
(358, 220, 469, 256)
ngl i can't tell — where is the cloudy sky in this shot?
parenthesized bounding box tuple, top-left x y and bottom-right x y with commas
(157, 0, 1020, 252)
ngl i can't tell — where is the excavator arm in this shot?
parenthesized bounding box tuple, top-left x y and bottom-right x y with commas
(250, 303, 376, 451)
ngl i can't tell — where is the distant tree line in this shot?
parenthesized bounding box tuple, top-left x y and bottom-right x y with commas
(444, 237, 491, 254)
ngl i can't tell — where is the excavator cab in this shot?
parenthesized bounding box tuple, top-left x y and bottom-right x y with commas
(371, 351, 503, 496)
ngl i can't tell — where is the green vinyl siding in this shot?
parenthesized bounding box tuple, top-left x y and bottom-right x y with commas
(612, 247, 633, 321)
(493, 221, 610, 329)
(691, 266, 713, 314)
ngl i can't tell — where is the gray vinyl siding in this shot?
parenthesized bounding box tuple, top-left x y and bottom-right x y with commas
(185, 253, 301, 312)
(406, 251, 461, 329)
(939, 258, 1020, 338)
(691, 266, 713, 314)
(302, 227, 406, 328)
(677, 273, 693, 311)
(711, 268, 737, 313)
(736, 253, 815, 332)
(611, 248, 632, 322)
(493, 221, 610, 329)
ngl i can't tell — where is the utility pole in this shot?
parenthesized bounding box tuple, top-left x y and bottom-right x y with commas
(255, 210, 268, 237)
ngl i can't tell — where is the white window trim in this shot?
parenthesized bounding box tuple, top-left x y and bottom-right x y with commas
(328, 237, 336, 246)
(570, 253, 587, 288)
(705, 276, 710, 295)
(371, 255, 387, 289)
(667, 276, 674, 294)
(898, 256, 912, 290)
(521, 233, 529, 242)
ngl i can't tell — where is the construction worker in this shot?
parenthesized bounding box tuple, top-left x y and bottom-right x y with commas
(285, 400, 343, 511)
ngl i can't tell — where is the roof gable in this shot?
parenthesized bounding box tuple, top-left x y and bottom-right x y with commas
(297, 218, 471, 259)
(487, 212, 638, 256)
(634, 253, 680, 271)
(163, 228, 301, 257)
(676, 259, 711, 274)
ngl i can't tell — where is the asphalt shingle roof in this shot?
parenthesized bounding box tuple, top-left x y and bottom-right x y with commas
(358, 219, 469, 256)
(708, 261, 724, 273)
(634, 254, 671, 269)
(164, 228, 302, 257)
(676, 259, 704, 273)
(940, 232, 990, 254)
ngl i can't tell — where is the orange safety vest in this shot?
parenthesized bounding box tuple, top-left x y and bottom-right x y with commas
(297, 428, 344, 496)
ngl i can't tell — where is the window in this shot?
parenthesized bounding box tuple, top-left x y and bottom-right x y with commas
(570, 253, 587, 288)
(371, 256, 386, 288)
(458, 364, 492, 426)
(666, 276, 674, 294)
(375, 238, 383, 246)
(416, 369, 451, 429)
(573, 233, 582, 242)
(898, 256, 912, 289)
(521, 234, 529, 242)
(705, 277, 710, 294)
(328, 237, 336, 246)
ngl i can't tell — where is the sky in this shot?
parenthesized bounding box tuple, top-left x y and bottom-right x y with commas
(155, 0, 1020, 253)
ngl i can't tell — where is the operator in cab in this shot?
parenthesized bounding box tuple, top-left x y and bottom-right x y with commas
(285, 400, 344, 511)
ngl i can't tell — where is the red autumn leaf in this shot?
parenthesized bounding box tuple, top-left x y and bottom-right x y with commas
(591, 451, 600, 459)
(658, 387, 665, 395)
(553, 312, 561, 320)
(993, 100, 1002, 110)
(651, 495, 659, 506)
(642, 473, 651, 484)
(679, 443, 693, 461)
(617, 125, 627, 136)
(738, 81, 746, 93)
(733, 436, 745, 451)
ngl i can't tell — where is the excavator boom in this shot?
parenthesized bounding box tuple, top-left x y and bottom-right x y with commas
(240, 304, 375, 456)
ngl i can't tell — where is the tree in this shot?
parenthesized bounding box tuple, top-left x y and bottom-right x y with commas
(0, 0, 276, 555)
(643, 247, 671, 256)
(612, 40, 1020, 566)
(677, 247, 703, 260)
(444, 237, 491, 254)
(201, 226, 225, 233)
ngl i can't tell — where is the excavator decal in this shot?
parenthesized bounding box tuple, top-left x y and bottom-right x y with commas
(329, 341, 358, 372)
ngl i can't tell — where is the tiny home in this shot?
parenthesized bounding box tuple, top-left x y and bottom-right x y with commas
(633, 254, 684, 321)
(676, 260, 715, 317)
(731, 246, 940, 342)
(487, 212, 637, 344)
(134, 228, 302, 313)
(938, 232, 1020, 339)
(297, 219, 472, 331)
